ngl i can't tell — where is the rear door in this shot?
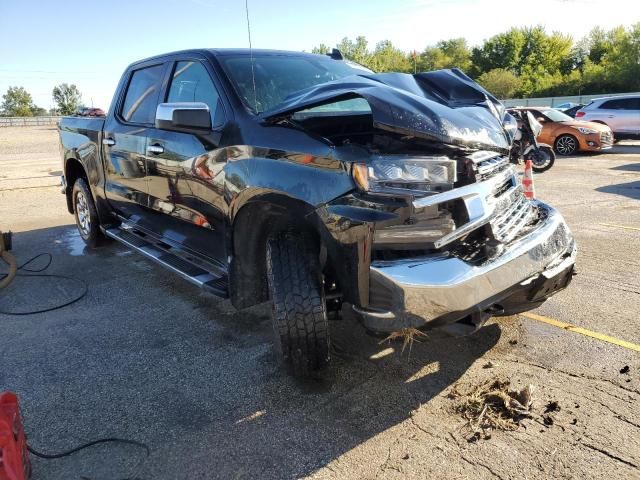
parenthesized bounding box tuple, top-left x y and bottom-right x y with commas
(628, 97, 640, 135)
(595, 98, 636, 134)
(103, 62, 167, 219)
(143, 57, 229, 263)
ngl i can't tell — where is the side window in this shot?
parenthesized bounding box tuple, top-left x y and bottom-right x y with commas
(167, 61, 225, 127)
(599, 99, 633, 110)
(121, 64, 164, 124)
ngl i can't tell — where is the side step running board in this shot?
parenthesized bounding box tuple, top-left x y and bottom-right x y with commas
(103, 227, 229, 298)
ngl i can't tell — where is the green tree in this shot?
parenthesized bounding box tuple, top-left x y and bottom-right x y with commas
(601, 24, 640, 91)
(586, 27, 610, 63)
(471, 28, 526, 75)
(1, 86, 35, 116)
(369, 40, 411, 72)
(336, 36, 371, 66)
(311, 43, 330, 55)
(309, 23, 640, 98)
(477, 68, 521, 98)
(52, 83, 82, 115)
(30, 106, 47, 116)
(419, 38, 471, 72)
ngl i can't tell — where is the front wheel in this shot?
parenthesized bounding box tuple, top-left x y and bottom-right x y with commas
(266, 230, 330, 378)
(527, 145, 555, 173)
(554, 134, 578, 156)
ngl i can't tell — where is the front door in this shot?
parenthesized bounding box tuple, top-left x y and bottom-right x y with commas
(144, 59, 229, 264)
(103, 63, 166, 220)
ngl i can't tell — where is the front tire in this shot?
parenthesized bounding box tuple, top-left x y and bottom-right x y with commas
(528, 146, 555, 173)
(266, 230, 330, 378)
(72, 178, 102, 248)
(554, 134, 578, 156)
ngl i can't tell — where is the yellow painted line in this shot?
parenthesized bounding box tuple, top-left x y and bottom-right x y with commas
(521, 312, 640, 353)
(599, 223, 640, 232)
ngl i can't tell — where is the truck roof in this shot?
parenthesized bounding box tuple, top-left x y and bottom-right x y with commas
(130, 48, 323, 67)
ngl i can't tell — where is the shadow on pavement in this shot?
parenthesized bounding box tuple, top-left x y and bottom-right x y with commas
(1, 226, 500, 479)
(610, 163, 640, 172)
(608, 142, 640, 155)
(596, 180, 640, 200)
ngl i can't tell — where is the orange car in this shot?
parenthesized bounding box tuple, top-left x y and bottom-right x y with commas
(510, 107, 614, 155)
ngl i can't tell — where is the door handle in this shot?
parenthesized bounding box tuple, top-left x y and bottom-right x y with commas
(147, 144, 164, 154)
(102, 137, 115, 146)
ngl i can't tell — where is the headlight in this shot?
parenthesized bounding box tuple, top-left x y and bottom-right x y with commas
(574, 126, 597, 135)
(352, 156, 456, 193)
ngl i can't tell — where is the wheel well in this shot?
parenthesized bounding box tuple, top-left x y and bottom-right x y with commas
(64, 158, 88, 213)
(555, 133, 578, 142)
(229, 198, 324, 310)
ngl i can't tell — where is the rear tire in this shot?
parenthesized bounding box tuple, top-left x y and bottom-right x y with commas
(72, 178, 103, 248)
(266, 230, 330, 378)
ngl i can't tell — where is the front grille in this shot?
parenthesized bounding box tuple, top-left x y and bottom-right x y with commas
(490, 185, 537, 243)
(473, 152, 510, 181)
(600, 131, 613, 148)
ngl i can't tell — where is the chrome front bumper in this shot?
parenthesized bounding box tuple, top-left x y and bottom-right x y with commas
(356, 201, 576, 332)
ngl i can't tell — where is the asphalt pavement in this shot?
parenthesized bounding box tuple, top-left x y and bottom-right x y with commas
(0, 126, 638, 479)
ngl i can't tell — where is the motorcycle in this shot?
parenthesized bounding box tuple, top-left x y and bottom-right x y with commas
(507, 109, 555, 173)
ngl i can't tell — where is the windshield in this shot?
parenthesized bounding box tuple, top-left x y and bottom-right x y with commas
(220, 54, 373, 114)
(539, 109, 573, 122)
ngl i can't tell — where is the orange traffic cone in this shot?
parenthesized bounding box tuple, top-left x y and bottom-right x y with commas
(522, 160, 535, 200)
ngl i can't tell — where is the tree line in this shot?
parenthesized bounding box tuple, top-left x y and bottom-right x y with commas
(312, 23, 640, 99)
(0, 83, 82, 116)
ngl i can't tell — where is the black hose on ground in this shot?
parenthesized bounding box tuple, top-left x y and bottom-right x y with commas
(0, 252, 88, 315)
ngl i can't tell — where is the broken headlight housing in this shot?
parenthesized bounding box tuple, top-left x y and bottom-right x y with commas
(352, 155, 456, 195)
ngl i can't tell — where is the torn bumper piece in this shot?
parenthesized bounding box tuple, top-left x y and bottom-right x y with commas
(355, 201, 576, 333)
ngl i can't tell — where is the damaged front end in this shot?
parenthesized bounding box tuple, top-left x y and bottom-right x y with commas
(263, 69, 576, 333)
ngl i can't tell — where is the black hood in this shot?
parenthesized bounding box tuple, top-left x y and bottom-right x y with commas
(261, 69, 511, 153)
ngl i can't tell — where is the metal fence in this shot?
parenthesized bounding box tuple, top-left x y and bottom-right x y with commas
(0, 116, 61, 127)
(502, 91, 640, 108)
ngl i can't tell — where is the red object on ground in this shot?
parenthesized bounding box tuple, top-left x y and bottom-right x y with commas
(522, 160, 536, 200)
(0, 392, 30, 480)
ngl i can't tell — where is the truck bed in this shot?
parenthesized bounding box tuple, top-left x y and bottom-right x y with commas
(58, 116, 105, 153)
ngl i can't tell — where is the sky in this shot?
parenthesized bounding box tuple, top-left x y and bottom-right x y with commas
(1, 0, 638, 111)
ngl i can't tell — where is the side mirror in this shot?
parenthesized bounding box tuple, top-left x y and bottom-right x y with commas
(155, 102, 211, 132)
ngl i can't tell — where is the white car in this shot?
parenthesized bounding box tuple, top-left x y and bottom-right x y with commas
(576, 95, 640, 140)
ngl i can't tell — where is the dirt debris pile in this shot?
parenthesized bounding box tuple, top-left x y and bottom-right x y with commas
(449, 379, 536, 441)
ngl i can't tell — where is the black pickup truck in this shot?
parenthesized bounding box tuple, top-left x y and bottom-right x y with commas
(58, 48, 576, 377)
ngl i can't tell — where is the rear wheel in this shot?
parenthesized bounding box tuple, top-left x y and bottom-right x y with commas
(527, 146, 555, 173)
(72, 178, 103, 248)
(554, 134, 578, 155)
(266, 230, 330, 378)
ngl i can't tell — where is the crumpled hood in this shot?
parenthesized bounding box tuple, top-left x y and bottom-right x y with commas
(261, 69, 511, 153)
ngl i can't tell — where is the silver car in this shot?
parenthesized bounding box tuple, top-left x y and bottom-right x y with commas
(576, 95, 640, 140)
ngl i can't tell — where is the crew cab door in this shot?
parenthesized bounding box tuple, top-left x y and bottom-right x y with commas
(143, 58, 229, 263)
(103, 62, 167, 219)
